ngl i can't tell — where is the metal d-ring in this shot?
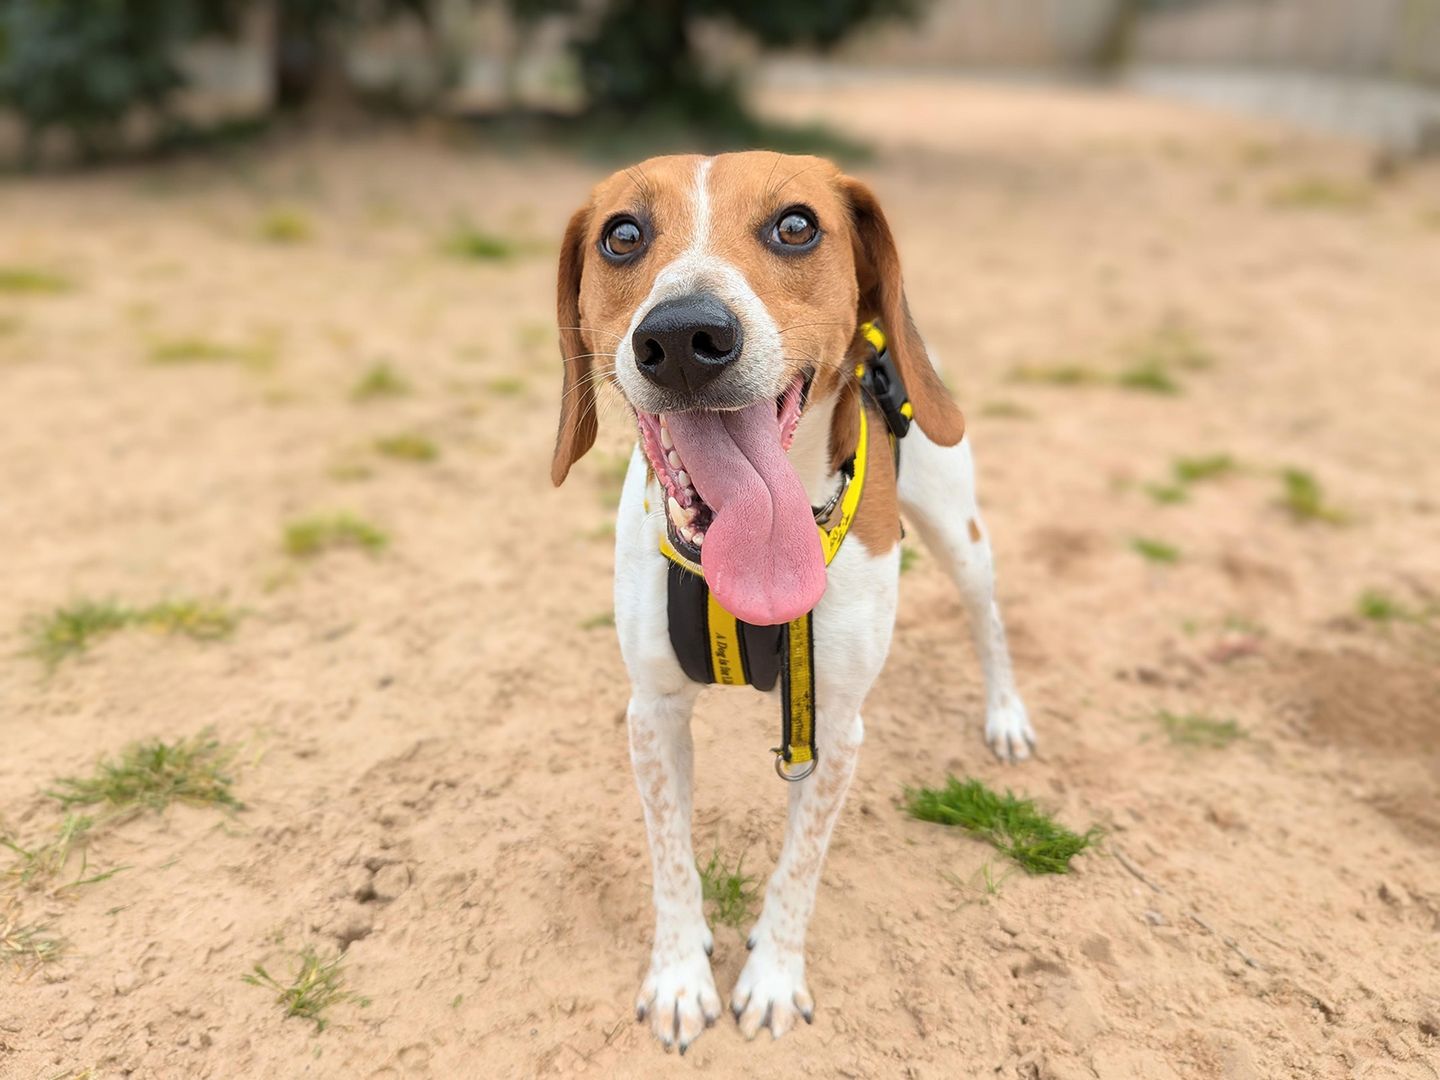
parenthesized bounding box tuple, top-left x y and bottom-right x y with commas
(774, 754, 816, 782)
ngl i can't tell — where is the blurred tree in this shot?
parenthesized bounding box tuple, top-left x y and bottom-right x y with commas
(574, 0, 923, 122)
(0, 0, 219, 163)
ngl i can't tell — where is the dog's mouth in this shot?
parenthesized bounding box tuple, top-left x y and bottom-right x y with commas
(637, 369, 825, 626)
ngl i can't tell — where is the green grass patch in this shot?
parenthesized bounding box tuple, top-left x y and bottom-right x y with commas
(485, 375, 527, 397)
(49, 732, 240, 813)
(258, 208, 313, 244)
(283, 513, 388, 558)
(1269, 177, 1371, 211)
(1131, 537, 1180, 564)
(0, 266, 72, 294)
(373, 433, 438, 463)
(26, 599, 239, 668)
(1355, 589, 1433, 626)
(979, 400, 1035, 420)
(148, 338, 273, 368)
(0, 906, 65, 967)
(1173, 453, 1236, 484)
(578, 611, 614, 630)
(244, 947, 367, 1032)
(1009, 363, 1105, 387)
(1144, 482, 1188, 505)
(2, 813, 97, 888)
(1278, 468, 1346, 524)
(696, 849, 759, 929)
(899, 545, 920, 573)
(1115, 360, 1181, 395)
(351, 362, 410, 401)
(442, 222, 517, 262)
(1157, 710, 1245, 749)
(904, 777, 1098, 874)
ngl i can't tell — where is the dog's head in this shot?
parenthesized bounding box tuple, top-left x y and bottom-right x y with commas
(553, 152, 963, 625)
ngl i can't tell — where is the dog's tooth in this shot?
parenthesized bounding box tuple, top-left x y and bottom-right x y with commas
(660, 425, 673, 449)
(693, 531, 704, 548)
(667, 497, 694, 531)
(676, 470, 690, 489)
(667, 450, 681, 470)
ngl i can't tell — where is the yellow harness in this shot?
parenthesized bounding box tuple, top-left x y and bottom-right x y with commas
(654, 322, 905, 781)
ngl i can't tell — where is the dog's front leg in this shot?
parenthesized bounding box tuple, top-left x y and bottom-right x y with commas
(731, 707, 863, 1039)
(628, 685, 722, 1051)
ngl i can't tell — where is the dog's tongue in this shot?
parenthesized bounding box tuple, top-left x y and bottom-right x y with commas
(665, 402, 825, 626)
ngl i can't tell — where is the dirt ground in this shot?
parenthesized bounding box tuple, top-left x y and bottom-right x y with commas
(2, 78, 1439, 1079)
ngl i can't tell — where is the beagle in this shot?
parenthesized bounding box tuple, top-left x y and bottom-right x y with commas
(552, 153, 1034, 1051)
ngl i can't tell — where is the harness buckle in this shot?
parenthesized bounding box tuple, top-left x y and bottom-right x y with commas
(858, 330, 913, 441)
(774, 752, 816, 782)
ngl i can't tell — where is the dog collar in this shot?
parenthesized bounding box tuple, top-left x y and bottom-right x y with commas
(654, 322, 910, 781)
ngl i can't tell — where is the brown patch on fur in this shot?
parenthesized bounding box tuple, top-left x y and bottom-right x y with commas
(968, 518, 982, 543)
(843, 396, 900, 556)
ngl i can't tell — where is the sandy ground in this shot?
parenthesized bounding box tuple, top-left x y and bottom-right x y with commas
(2, 79, 1439, 1079)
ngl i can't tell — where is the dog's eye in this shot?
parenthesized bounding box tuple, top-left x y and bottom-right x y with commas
(602, 218, 645, 259)
(772, 209, 818, 249)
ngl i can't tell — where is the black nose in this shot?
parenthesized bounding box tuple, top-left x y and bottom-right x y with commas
(632, 293, 743, 394)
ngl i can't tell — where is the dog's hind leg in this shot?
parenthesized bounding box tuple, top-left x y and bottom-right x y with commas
(897, 426, 1035, 761)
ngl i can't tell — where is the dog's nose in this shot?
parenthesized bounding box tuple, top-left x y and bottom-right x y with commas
(632, 293, 743, 393)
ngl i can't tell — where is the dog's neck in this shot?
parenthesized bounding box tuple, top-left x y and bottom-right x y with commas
(787, 391, 844, 510)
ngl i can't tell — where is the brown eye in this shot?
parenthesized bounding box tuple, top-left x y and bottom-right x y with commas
(772, 209, 818, 249)
(602, 218, 644, 259)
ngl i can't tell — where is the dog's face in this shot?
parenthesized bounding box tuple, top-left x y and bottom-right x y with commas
(553, 152, 963, 625)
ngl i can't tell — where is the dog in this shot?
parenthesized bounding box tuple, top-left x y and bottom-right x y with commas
(551, 152, 1034, 1051)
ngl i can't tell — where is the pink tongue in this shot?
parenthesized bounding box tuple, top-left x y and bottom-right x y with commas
(665, 402, 825, 626)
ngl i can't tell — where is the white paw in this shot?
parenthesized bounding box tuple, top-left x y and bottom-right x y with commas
(635, 948, 722, 1054)
(985, 694, 1036, 762)
(730, 940, 814, 1040)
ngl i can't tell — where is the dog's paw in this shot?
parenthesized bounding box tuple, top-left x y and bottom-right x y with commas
(730, 943, 813, 1040)
(985, 693, 1036, 762)
(635, 949, 722, 1054)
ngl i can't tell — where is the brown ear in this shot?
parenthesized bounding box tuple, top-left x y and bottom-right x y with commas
(552, 204, 596, 486)
(840, 176, 965, 447)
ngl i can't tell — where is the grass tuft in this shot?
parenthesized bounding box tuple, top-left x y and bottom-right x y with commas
(1278, 468, 1346, 524)
(1173, 453, 1236, 484)
(2, 813, 96, 887)
(485, 375, 527, 397)
(373, 433, 438, 463)
(49, 732, 240, 812)
(258, 208, 313, 244)
(351, 362, 411, 401)
(578, 611, 614, 630)
(1157, 710, 1245, 749)
(148, 338, 273, 368)
(0, 904, 65, 967)
(26, 599, 239, 668)
(1116, 360, 1181, 395)
(899, 545, 920, 574)
(1131, 537, 1180, 564)
(697, 850, 760, 929)
(442, 222, 517, 262)
(1009, 363, 1104, 387)
(244, 947, 366, 1032)
(1269, 178, 1371, 211)
(904, 776, 1098, 874)
(1144, 482, 1189, 505)
(0, 266, 72, 294)
(979, 400, 1035, 420)
(283, 513, 388, 558)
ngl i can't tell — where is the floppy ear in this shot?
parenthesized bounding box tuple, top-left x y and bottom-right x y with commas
(552, 204, 596, 486)
(840, 176, 966, 447)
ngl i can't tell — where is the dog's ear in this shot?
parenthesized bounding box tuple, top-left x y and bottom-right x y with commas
(839, 176, 965, 447)
(552, 204, 596, 486)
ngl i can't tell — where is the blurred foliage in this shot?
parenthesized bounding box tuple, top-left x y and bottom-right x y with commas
(0, 0, 922, 164)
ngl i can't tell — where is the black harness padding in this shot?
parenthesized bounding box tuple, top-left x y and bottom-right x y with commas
(666, 562, 783, 690)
